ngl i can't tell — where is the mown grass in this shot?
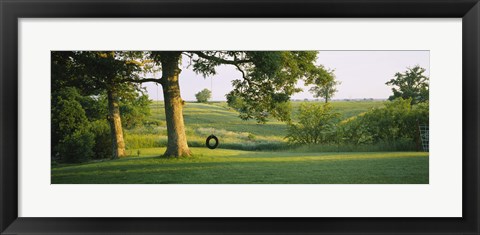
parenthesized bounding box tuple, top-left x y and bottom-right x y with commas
(52, 147, 429, 184)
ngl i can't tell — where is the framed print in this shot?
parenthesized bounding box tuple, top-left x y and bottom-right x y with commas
(1, 0, 479, 234)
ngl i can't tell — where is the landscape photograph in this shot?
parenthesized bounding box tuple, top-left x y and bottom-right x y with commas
(51, 50, 429, 184)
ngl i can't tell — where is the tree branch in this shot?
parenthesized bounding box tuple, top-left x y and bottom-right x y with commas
(189, 51, 252, 65)
(232, 63, 258, 88)
(120, 77, 163, 84)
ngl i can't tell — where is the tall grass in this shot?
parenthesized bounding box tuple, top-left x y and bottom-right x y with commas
(124, 134, 167, 149)
(125, 127, 287, 151)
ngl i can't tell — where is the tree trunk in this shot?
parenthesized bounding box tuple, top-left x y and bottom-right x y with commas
(107, 88, 126, 159)
(160, 52, 192, 157)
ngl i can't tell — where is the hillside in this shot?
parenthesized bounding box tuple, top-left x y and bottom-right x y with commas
(123, 100, 385, 152)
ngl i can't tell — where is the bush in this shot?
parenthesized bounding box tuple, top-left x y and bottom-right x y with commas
(338, 98, 429, 150)
(51, 87, 95, 163)
(286, 103, 340, 144)
(56, 128, 95, 163)
(338, 115, 374, 145)
(90, 120, 112, 159)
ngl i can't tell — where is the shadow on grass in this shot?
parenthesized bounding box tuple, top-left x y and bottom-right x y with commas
(52, 151, 429, 184)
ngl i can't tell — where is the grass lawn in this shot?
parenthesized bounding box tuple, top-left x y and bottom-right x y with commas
(51, 148, 429, 184)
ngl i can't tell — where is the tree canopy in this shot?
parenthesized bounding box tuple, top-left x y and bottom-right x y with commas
(171, 51, 326, 123)
(195, 89, 212, 103)
(51, 51, 154, 160)
(307, 67, 339, 103)
(53, 50, 329, 158)
(385, 65, 429, 105)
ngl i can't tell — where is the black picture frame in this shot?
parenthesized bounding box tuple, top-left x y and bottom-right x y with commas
(1, 0, 479, 234)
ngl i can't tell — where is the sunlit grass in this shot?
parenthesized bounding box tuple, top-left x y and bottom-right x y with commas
(52, 147, 429, 184)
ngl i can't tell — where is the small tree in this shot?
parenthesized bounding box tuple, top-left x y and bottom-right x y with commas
(386, 65, 429, 105)
(307, 67, 339, 103)
(195, 88, 212, 103)
(286, 103, 340, 144)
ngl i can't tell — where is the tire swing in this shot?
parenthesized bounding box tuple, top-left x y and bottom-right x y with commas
(206, 134, 219, 149)
(205, 77, 219, 149)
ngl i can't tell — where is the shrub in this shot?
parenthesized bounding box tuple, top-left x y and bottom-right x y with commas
(51, 87, 95, 163)
(286, 103, 340, 144)
(90, 120, 112, 159)
(56, 128, 95, 163)
(338, 98, 429, 149)
(338, 115, 374, 145)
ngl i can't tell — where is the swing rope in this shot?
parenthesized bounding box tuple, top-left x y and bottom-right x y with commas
(210, 77, 214, 135)
(206, 76, 219, 149)
(154, 71, 160, 113)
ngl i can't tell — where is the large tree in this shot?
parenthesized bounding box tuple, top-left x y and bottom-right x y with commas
(125, 51, 325, 157)
(385, 65, 429, 105)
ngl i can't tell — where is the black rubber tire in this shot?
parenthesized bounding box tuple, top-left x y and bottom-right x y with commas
(206, 135, 219, 149)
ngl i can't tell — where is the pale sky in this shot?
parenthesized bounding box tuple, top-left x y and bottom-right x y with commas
(143, 51, 429, 101)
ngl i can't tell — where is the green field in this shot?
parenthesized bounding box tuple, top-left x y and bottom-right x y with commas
(52, 147, 428, 184)
(51, 100, 429, 184)
(124, 100, 385, 151)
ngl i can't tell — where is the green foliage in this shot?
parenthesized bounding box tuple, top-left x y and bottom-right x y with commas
(56, 128, 95, 163)
(339, 98, 429, 148)
(51, 86, 152, 162)
(120, 92, 152, 128)
(308, 68, 340, 103)
(51, 87, 94, 163)
(195, 88, 212, 103)
(79, 95, 108, 121)
(90, 120, 113, 159)
(52, 51, 152, 98)
(183, 51, 321, 122)
(84, 91, 152, 129)
(286, 103, 340, 144)
(51, 51, 155, 160)
(51, 51, 76, 91)
(226, 93, 245, 111)
(338, 115, 375, 145)
(386, 65, 429, 105)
